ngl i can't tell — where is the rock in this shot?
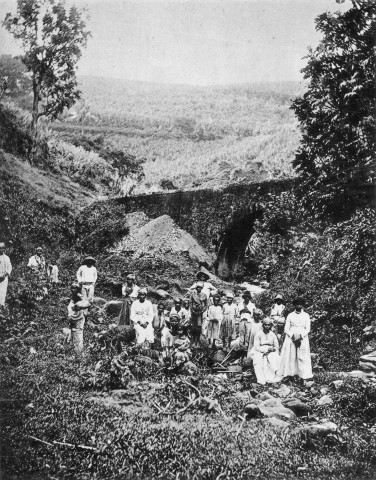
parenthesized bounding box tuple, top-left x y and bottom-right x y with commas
(212, 350, 227, 365)
(262, 417, 289, 429)
(317, 394, 333, 406)
(299, 421, 337, 437)
(274, 384, 291, 398)
(320, 387, 330, 395)
(282, 398, 311, 417)
(331, 380, 344, 390)
(256, 392, 275, 401)
(305, 381, 315, 388)
(258, 398, 296, 421)
(155, 289, 171, 300)
(103, 300, 123, 316)
(92, 297, 107, 305)
(180, 361, 199, 375)
(244, 403, 261, 418)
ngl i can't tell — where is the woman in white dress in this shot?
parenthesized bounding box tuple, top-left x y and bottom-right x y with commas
(130, 288, 154, 345)
(249, 317, 281, 385)
(278, 297, 313, 380)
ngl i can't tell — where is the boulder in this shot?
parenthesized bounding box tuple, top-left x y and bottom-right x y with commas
(299, 422, 337, 437)
(317, 394, 333, 406)
(258, 398, 296, 421)
(282, 398, 311, 417)
(256, 392, 275, 401)
(92, 297, 107, 305)
(262, 417, 289, 429)
(244, 403, 261, 419)
(274, 384, 291, 398)
(103, 300, 123, 316)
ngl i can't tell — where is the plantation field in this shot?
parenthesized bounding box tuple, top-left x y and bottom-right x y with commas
(57, 76, 303, 191)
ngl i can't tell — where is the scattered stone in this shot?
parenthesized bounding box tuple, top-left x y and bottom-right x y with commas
(258, 398, 296, 421)
(299, 421, 337, 437)
(256, 392, 275, 401)
(92, 297, 107, 305)
(320, 387, 330, 395)
(317, 394, 333, 406)
(274, 384, 291, 398)
(262, 417, 289, 429)
(305, 381, 315, 388)
(103, 300, 123, 316)
(331, 380, 344, 390)
(282, 398, 311, 417)
(244, 403, 261, 418)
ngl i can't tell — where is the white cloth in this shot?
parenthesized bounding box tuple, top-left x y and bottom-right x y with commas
(161, 327, 175, 348)
(249, 330, 281, 385)
(47, 265, 59, 283)
(170, 306, 189, 325)
(278, 310, 313, 379)
(122, 284, 139, 299)
(28, 255, 45, 272)
(68, 300, 85, 352)
(81, 283, 95, 302)
(131, 299, 154, 344)
(207, 304, 223, 341)
(0, 254, 12, 306)
(76, 265, 97, 284)
(270, 303, 285, 323)
(189, 281, 217, 299)
(238, 301, 256, 321)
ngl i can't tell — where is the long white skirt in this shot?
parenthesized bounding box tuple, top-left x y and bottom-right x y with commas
(249, 348, 281, 385)
(278, 331, 312, 379)
(134, 323, 154, 344)
(0, 277, 8, 306)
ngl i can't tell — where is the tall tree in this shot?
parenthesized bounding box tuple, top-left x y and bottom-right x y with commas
(291, 0, 376, 220)
(3, 0, 90, 136)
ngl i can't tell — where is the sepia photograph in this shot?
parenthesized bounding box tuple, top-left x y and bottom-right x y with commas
(0, 0, 375, 478)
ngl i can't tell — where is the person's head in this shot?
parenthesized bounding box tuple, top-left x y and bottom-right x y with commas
(213, 294, 220, 306)
(274, 294, 284, 305)
(36, 246, 43, 255)
(138, 288, 147, 301)
(262, 317, 273, 333)
(196, 271, 209, 282)
(242, 291, 251, 303)
(293, 297, 305, 312)
(195, 282, 204, 293)
(70, 282, 81, 296)
(170, 313, 180, 329)
(226, 292, 234, 304)
(183, 298, 190, 309)
(83, 256, 96, 268)
(0, 242, 5, 255)
(174, 297, 182, 309)
(126, 273, 135, 286)
(174, 351, 186, 367)
(252, 279, 260, 286)
(157, 302, 165, 313)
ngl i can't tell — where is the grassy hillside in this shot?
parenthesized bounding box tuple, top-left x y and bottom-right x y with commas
(56, 76, 303, 191)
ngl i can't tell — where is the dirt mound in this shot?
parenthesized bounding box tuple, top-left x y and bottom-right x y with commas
(114, 214, 213, 264)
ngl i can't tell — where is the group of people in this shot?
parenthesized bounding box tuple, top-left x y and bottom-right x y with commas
(0, 244, 313, 384)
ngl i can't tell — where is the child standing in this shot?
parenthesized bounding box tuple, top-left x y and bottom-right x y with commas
(220, 292, 239, 352)
(206, 294, 223, 349)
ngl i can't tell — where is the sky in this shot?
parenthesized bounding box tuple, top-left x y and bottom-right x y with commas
(0, 0, 348, 86)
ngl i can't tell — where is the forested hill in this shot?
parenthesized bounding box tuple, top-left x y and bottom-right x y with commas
(56, 76, 304, 192)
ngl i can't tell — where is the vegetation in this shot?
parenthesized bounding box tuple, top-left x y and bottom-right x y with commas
(291, 0, 376, 220)
(0, 54, 31, 100)
(3, 0, 90, 136)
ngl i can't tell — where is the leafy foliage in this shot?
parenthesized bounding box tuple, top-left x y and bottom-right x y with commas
(3, 0, 90, 133)
(0, 54, 31, 100)
(291, 0, 376, 219)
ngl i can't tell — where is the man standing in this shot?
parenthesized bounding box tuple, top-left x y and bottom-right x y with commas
(0, 242, 12, 307)
(27, 247, 46, 273)
(76, 256, 97, 302)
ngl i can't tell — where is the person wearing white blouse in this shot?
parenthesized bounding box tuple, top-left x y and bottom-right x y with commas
(0, 243, 12, 307)
(278, 297, 313, 380)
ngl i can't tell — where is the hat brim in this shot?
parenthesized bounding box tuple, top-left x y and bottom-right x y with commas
(196, 271, 209, 281)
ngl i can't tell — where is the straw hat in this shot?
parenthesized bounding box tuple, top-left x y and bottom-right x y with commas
(274, 294, 284, 302)
(196, 270, 210, 281)
(83, 256, 96, 265)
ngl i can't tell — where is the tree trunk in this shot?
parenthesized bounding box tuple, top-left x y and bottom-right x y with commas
(31, 77, 40, 140)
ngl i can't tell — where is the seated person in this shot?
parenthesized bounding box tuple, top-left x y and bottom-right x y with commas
(171, 325, 192, 368)
(248, 317, 281, 385)
(161, 313, 181, 359)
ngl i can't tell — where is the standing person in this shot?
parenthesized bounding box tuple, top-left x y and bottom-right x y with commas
(170, 297, 189, 326)
(220, 292, 239, 352)
(153, 302, 167, 341)
(118, 274, 139, 326)
(278, 297, 313, 381)
(161, 313, 180, 360)
(249, 317, 281, 385)
(206, 294, 223, 349)
(238, 291, 256, 355)
(171, 325, 192, 368)
(27, 247, 46, 274)
(189, 282, 208, 348)
(189, 271, 217, 303)
(76, 256, 97, 302)
(130, 288, 154, 346)
(68, 283, 90, 354)
(0, 242, 12, 307)
(47, 260, 59, 285)
(270, 294, 286, 345)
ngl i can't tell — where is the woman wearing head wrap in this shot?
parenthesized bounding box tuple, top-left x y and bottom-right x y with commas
(238, 291, 256, 354)
(278, 298, 313, 380)
(248, 317, 281, 385)
(170, 297, 189, 326)
(118, 274, 140, 326)
(189, 282, 208, 348)
(206, 294, 223, 349)
(130, 288, 154, 345)
(161, 312, 181, 359)
(220, 292, 239, 352)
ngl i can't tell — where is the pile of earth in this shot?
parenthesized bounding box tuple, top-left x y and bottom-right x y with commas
(112, 213, 214, 265)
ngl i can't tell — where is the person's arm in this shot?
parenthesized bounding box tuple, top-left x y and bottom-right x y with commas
(77, 267, 82, 283)
(271, 332, 279, 351)
(5, 257, 12, 277)
(27, 257, 33, 268)
(130, 302, 138, 324)
(302, 314, 311, 337)
(284, 314, 292, 337)
(188, 282, 197, 292)
(93, 267, 98, 284)
(146, 302, 154, 324)
(202, 294, 208, 311)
